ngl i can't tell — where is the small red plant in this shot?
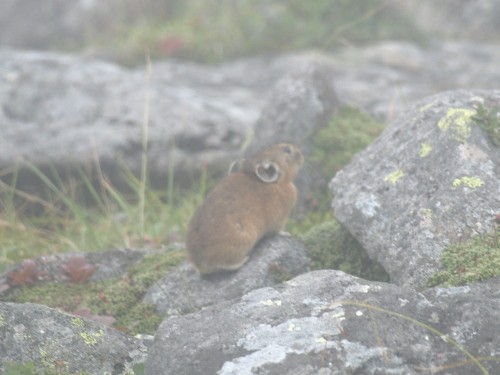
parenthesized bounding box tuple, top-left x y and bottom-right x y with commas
(7, 260, 43, 287)
(63, 256, 97, 284)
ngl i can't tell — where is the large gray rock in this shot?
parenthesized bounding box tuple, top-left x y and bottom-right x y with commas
(143, 235, 310, 315)
(0, 50, 338, 192)
(334, 40, 500, 122)
(0, 302, 147, 374)
(145, 270, 500, 375)
(331, 90, 500, 288)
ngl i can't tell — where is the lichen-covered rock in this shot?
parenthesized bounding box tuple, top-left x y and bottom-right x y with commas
(145, 270, 500, 375)
(330, 90, 500, 288)
(143, 235, 310, 315)
(0, 302, 148, 374)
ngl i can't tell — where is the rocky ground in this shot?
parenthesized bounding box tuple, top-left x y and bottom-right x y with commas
(0, 1, 499, 374)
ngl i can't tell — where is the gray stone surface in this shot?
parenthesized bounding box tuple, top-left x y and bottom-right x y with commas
(143, 235, 310, 315)
(0, 302, 148, 374)
(331, 89, 500, 288)
(145, 270, 500, 375)
(0, 50, 339, 193)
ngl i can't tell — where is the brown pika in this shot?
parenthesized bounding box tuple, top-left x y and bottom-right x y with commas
(186, 143, 304, 275)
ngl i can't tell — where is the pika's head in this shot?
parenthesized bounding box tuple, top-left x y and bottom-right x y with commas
(233, 143, 304, 183)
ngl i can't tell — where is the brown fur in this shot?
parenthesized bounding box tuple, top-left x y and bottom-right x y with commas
(186, 143, 304, 275)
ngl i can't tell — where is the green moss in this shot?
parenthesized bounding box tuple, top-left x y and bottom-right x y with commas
(311, 106, 385, 176)
(287, 106, 384, 235)
(3, 361, 91, 375)
(7, 250, 184, 336)
(4, 362, 37, 375)
(302, 220, 389, 282)
(427, 231, 500, 287)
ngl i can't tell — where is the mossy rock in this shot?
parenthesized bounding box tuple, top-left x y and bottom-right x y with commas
(302, 219, 389, 282)
(5, 250, 184, 336)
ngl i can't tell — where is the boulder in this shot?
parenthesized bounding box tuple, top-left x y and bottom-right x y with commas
(331, 89, 500, 288)
(143, 235, 310, 315)
(145, 270, 500, 375)
(0, 302, 148, 374)
(0, 50, 338, 193)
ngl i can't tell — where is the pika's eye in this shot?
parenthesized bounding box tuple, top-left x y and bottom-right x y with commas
(282, 145, 292, 154)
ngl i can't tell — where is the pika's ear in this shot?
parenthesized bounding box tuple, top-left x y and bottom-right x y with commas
(228, 159, 244, 174)
(255, 161, 280, 183)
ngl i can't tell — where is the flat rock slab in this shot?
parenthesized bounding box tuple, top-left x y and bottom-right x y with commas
(0, 302, 147, 374)
(145, 270, 500, 375)
(143, 235, 310, 315)
(331, 89, 500, 288)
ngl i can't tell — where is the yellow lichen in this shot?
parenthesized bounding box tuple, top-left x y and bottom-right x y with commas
(419, 103, 434, 113)
(80, 330, 104, 346)
(71, 317, 85, 327)
(384, 168, 404, 184)
(437, 108, 476, 142)
(452, 176, 484, 190)
(0, 314, 5, 328)
(420, 143, 433, 157)
(420, 208, 433, 219)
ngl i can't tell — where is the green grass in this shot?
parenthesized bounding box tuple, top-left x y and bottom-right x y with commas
(84, 0, 427, 64)
(0, 161, 207, 274)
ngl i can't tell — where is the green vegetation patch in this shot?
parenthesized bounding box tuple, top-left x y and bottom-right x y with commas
(3, 361, 92, 375)
(287, 106, 384, 234)
(312, 106, 385, 176)
(6, 251, 184, 336)
(471, 103, 500, 146)
(108, 0, 427, 64)
(427, 231, 500, 287)
(302, 219, 389, 282)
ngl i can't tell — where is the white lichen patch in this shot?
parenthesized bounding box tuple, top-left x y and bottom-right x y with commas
(384, 168, 404, 184)
(345, 284, 373, 294)
(452, 176, 485, 190)
(437, 108, 476, 142)
(220, 317, 342, 374)
(355, 192, 380, 218)
(260, 299, 282, 307)
(419, 143, 433, 157)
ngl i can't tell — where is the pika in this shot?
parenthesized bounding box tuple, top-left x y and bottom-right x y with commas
(186, 143, 304, 275)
